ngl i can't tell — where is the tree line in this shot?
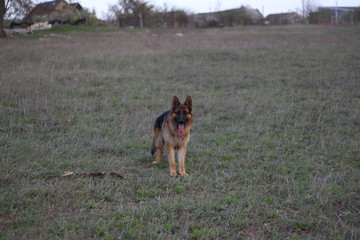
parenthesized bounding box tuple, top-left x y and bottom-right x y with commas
(107, 0, 189, 28)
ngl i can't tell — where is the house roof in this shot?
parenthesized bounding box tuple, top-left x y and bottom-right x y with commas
(69, 3, 83, 10)
(31, 0, 63, 13)
(23, 0, 82, 22)
(196, 7, 264, 20)
(319, 6, 359, 11)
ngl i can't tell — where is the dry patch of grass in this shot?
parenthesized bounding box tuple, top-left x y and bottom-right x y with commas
(1, 25, 359, 239)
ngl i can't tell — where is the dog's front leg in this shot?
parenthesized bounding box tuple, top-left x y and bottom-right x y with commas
(178, 146, 188, 176)
(166, 143, 177, 176)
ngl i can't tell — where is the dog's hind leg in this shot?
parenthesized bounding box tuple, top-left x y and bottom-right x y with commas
(153, 147, 163, 164)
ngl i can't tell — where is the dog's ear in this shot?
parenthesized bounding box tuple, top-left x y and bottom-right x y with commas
(184, 96, 192, 112)
(172, 96, 180, 110)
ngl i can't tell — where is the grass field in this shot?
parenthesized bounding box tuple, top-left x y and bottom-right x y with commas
(0, 25, 359, 239)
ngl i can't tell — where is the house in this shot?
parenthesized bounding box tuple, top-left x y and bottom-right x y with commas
(23, 0, 83, 23)
(192, 6, 264, 27)
(310, 6, 360, 24)
(244, 7, 264, 24)
(265, 12, 303, 24)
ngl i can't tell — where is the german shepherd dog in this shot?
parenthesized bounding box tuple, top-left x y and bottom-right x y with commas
(151, 96, 194, 176)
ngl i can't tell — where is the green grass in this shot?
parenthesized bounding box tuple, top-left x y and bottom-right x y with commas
(1, 25, 359, 239)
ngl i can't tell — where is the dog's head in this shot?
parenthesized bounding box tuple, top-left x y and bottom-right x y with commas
(171, 96, 193, 137)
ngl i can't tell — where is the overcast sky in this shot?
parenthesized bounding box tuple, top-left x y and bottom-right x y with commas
(75, 0, 360, 19)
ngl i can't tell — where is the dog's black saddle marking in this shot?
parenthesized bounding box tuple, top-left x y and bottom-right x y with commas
(154, 110, 170, 129)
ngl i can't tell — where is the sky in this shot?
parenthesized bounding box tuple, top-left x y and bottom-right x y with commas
(75, 0, 360, 19)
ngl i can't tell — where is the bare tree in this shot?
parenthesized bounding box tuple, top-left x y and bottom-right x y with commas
(302, 0, 318, 23)
(132, 0, 153, 27)
(0, 0, 7, 37)
(0, 0, 35, 37)
(109, 0, 153, 28)
(119, 0, 136, 15)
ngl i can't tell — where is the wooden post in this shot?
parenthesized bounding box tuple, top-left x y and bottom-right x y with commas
(139, 13, 143, 28)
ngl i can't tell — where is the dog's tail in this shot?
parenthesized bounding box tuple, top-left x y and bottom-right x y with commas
(151, 136, 157, 155)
